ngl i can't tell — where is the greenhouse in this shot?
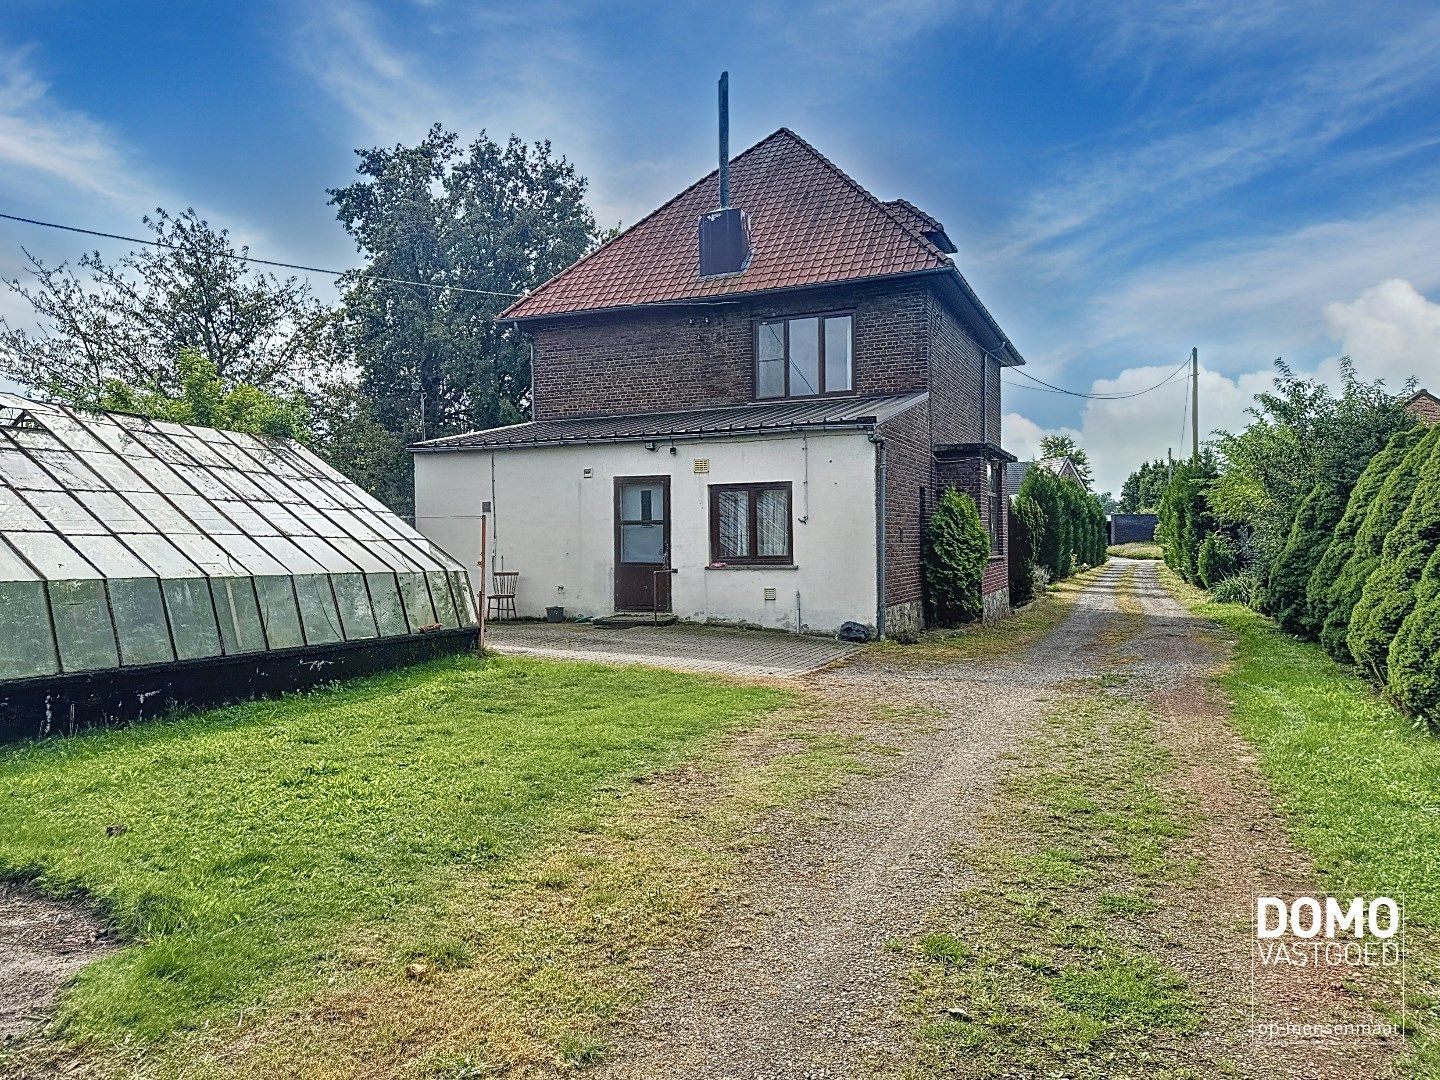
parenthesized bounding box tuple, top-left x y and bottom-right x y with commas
(0, 394, 477, 739)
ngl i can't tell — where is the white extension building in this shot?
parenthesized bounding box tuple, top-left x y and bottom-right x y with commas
(412, 395, 926, 635)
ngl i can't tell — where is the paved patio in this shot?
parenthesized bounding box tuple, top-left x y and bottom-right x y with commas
(482, 620, 861, 678)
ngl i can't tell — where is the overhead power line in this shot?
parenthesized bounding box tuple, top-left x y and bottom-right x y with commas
(1000, 355, 1192, 401)
(0, 211, 523, 299)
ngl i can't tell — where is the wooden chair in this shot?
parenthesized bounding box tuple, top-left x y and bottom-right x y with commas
(488, 571, 519, 621)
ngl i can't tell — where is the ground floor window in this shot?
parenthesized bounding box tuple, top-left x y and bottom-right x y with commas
(710, 482, 793, 564)
(986, 461, 1004, 554)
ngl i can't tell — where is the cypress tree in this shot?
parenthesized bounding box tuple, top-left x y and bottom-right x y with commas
(924, 488, 990, 625)
(1348, 428, 1440, 681)
(1322, 425, 1436, 661)
(1267, 480, 1350, 637)
(1389, 547, 1440, 728)
(1307, 425, 1424, 653)
(1008, 495, 1044, 606)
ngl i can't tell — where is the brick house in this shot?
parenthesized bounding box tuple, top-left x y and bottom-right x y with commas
(411, 129, 1024, 637)
(1405, 389, 1440, 426)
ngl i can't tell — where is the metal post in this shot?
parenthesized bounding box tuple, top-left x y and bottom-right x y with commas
(1191, 347, 1200, 462)
(718, 72, 730, 208)
(477, 514, 488, 654)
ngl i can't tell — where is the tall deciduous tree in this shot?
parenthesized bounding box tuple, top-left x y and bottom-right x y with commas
(1118, 459, 1170, 513)
(0, 208, 338, 401)
(326, 126, 599, 514)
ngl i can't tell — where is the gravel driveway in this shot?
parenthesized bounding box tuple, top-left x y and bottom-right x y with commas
(598, 563, 1129, 1079)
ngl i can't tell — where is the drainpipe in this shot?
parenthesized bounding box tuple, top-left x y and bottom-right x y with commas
(871, 432, 886, 639)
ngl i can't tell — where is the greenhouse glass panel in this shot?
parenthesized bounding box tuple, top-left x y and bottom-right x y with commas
(0, 449, 62, 490)
(294, 575, 344, 644)
(126, 492, 195, 534)
(28, 490, 105, 534)
(254, 576, 304, 650)
(0, 578, 59, 679)
(78, 453, 149, 492)
(170, 494, 240, 534)
(170, 463, 233, 499)
(49, 578, 120, 672)
(450, 570, 478, 624)
(124, 533, 203, 577)
(367, 573, 408, 637)
(171, 534, 245, 576)
(398, 572, 438, 628)
(108, 577, 175, 667)
(68, 534, 153, 578)
(31, 451, 107, 490)
(161, 578, 223, 660)
(0, 487, 47, 531)
(8, 532, 100, 581)
(427, 571, 460, 628)
(211, 577, 267, 655)
(75, 491, 151, 532)
(330, 573, 379, 640)
(125, 456, 191, 495)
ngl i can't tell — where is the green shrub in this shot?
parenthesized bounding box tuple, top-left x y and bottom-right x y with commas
(1307, 425, 1425, 656)
(1388, 547, 1440, 727)
(1018, 468, 1067, 580)
(1008, 495, 1044, 607)
(924, 488, 990, 625)
(1209, 570, 1261, 606)
(1348, 429, 1440, 681)
(1157, 456, 1218, 584)
(1267, 480, 1350, 637)
(1197, 533, 1238, 589)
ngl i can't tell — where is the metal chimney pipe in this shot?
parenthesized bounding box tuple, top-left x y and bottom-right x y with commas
(718, 71, 730, 208)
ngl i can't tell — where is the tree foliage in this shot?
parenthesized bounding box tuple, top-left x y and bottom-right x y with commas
(1210, 359, 1414, 581)
(1309, 425, 1426, 659)
(1156, 454, 1219, 584)
(1038, 434, 1093, 487)
(1197, 533, 1238, 589)
(924, 488, 990, 625)
(1266, 480, 1350, 636)
(326, 126, 599, 514)
(1118, 458, 1170, 514)
(1017, 467, 1107, 580)
(0, 208, 337, 402)
(1008, 494, 1044, 607)
(88, 348, 311, 441)
(1389, 548, 1440, 728)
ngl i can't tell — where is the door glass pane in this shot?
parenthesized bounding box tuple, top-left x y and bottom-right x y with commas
(212, 577, 268, 655)
(331, 573, 379, 640)
(254, 575, 304, 650)
(824, 316, 853, 391)
(620, 483, 664, 522)
(715, 490, 749, 559)
(0, 579, 59, 679)
(620, 523, 665, 563)
(756, 488, 790, 557)
(757, 320, 785, 398)
(109, 577, 175, 666)
(49, 578, 120, 672)
(367, 573, 409, 637)
(294, 575, 343, 644)
(162, 578, 223, 660)
(787, 317, 820, 396)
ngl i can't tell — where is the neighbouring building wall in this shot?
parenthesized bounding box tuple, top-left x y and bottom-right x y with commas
(526, 278, 934, 421)
(877, 401, 933, 637)
(1406, 391, 1440, 426)
(413, 431, 879, 635)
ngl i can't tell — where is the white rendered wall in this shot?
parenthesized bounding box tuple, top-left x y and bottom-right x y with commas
(413, 431, 878, 634)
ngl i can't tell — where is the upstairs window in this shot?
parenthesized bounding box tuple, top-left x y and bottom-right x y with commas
(755, 313, 853, 399)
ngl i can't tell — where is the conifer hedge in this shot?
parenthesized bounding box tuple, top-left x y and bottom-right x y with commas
(1306, 425, 1425, 657)
(1389, 547, 1440, 728)
(1267, 480, 1350, 636)
(1321, 425, 1435, 661)
(1347, 427, 1440, 681)
(1197, 533, 1238, 589)
(1008, 494, 1044, 607)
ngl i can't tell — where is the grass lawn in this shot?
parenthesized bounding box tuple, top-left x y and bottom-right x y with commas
(1108, 542, 1163, 560)
(1163, 570, 1440, 1072)
(0, 653, 815, 1075)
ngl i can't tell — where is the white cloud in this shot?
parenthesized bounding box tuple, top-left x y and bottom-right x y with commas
(1319, 278, 1440, 390)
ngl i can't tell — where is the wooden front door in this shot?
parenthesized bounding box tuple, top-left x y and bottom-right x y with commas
(614, 476, 671, 612)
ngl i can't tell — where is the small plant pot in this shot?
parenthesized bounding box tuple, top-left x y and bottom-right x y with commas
(545, 606, 566, 623)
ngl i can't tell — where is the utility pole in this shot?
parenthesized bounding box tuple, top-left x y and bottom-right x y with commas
(1190, 347, 1200, 462)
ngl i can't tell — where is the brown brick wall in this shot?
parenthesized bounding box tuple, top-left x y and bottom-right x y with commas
(878, 401, 934, 610)
(925, 291, 989, 446)
(528, 279, 933, 421)
(936, 454, 1008, 599)
(1406, 392, 1440, 426)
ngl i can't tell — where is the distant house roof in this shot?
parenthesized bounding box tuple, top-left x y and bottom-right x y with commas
(1405, 389, 1440, 426)
(499, 129, 1022, 365)
(411, 391, 928, 453)
(1006, 456, 1086, 499)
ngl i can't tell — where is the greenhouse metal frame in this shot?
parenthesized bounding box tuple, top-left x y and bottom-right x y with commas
(0, 394, 477, 739)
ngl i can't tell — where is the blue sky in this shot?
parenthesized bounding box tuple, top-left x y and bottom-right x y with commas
(3, 0, 1439, 492)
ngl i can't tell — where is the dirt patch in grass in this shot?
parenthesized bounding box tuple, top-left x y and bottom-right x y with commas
(0, 884, 112, 1050)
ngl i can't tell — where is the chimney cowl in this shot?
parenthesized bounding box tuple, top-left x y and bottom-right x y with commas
(699, 207, 751, 278)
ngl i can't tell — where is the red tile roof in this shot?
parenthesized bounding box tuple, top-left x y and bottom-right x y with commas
(501, 129, 953, 321)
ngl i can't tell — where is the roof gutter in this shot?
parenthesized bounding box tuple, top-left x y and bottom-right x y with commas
(410, 418, 886, 454)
